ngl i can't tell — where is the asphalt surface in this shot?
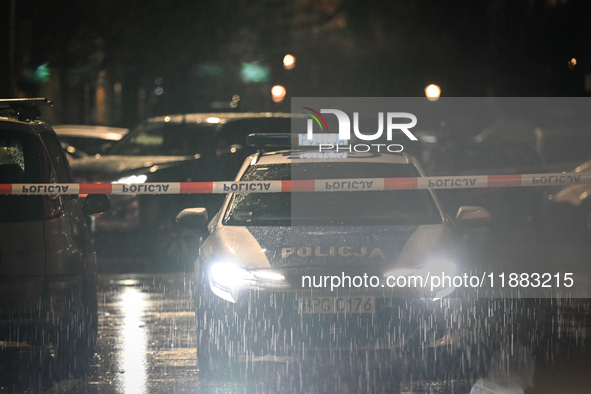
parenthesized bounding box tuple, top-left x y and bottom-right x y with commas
(1, 226, 591, 393)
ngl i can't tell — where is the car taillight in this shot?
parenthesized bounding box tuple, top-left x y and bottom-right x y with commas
(43, 195, 63, 219)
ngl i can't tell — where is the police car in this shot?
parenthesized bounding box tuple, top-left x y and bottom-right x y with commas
(177, 139, 493, 374)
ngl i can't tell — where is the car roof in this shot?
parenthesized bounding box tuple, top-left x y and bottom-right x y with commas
(0, 116, 45, 135)
(252, 150, 411, 166)
(147, 112, 293, 125)
(52, 125, 129, 140)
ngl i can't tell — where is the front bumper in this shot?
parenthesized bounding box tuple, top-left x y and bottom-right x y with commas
(196, 289, 473, 354)
(205, 264, 461, 304)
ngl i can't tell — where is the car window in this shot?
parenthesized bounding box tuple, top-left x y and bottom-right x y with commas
(0, 129, 42, 183)
(109, 123, 216, 156)
(223, 162, 442, 226)
(0, 129, 45, 223)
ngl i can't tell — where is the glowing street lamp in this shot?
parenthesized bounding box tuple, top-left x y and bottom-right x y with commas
(271, 85, 286, 103)
(425, 84, 441, 101)
(283, 54, 296, 70)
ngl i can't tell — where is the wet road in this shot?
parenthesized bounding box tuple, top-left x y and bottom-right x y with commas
(0, 274, 591, 394)
(4, 218, 591, 394)
(1, 272, 591, 393)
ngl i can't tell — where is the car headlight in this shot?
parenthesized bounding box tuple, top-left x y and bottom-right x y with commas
(112, 174, 148, 184)
(384, 260, 457, 301)
(418, 260, 457, 301)
(208, 262, 286, 303)
(252, 270, 285, 281)
(416, 260, 457, 279)
(208, 262, 254, 303)
(210, 263, 254, 290)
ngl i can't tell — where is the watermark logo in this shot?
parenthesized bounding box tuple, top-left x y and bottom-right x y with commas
(303, 108, 417, 152)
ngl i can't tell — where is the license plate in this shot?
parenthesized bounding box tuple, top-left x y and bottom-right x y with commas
(299, 296, 375, 314)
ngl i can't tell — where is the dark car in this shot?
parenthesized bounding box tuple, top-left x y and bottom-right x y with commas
(70, 113, 293, 266)
(0, 99, 109, 377)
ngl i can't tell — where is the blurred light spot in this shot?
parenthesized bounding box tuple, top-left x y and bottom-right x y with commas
(154, 87, 164, 96)
(272, 85, 286, 103)
(67, 146, 76, 153)
(119, 279, 141, 286)
(230, 147, 237, 153)
(164, 116, 171, 122)
(154, 77, 163, 85)
(105, 133, 122, 140)
(149, 165, 159, 173)
(30, 63, 50, 83)
(114, 82, 122, 93)
(420, 135, 437, 143)
(113, 175, 148, 184)
(283, 54, 296, 70)
(207, 117, 220, 124)
(231, 95, 240, 108)
(568, 58, 577, 69)
(96, 86, 106, 123)
(197, 64, 225, 77)
(241, 62, 270, 83)
(425, 84, 441, 101)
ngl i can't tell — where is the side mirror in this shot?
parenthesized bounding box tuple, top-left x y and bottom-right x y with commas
(456, 206, 491, 226)
(83, 194, 110, 215)
(176, 208, 209, 231)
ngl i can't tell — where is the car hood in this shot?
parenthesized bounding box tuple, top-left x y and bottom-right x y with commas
(70, 155, 194, 179)
(204, 224, 458, 271)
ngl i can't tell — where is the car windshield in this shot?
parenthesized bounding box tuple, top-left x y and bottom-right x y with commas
(108, 122, 216, 156)
(223, 162, 442, 226)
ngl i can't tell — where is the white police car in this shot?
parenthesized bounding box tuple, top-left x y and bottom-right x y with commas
(177, 146, 493, 374)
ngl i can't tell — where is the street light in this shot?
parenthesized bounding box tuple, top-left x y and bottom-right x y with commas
(283, 54, 296, 70)
(271, 85, 286, 103)
(425, 84, 441, 101)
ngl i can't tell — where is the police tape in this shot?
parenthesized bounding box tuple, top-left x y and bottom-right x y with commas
(0, 173, 590, 195)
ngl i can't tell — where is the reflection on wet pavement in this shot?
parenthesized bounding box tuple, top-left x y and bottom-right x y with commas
(2, 272, 591, 393)
(75, 274, 199, 394)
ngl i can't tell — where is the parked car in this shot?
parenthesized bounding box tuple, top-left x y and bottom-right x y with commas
(52, 124, 128, 156)
(0, 99, 109, 377)
(70, 113, 293, 266)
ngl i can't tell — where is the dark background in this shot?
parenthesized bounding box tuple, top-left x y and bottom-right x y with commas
(1, 0, 591, 127)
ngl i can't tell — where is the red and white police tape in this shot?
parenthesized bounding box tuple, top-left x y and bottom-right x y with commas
(1, 173, 590, 195)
